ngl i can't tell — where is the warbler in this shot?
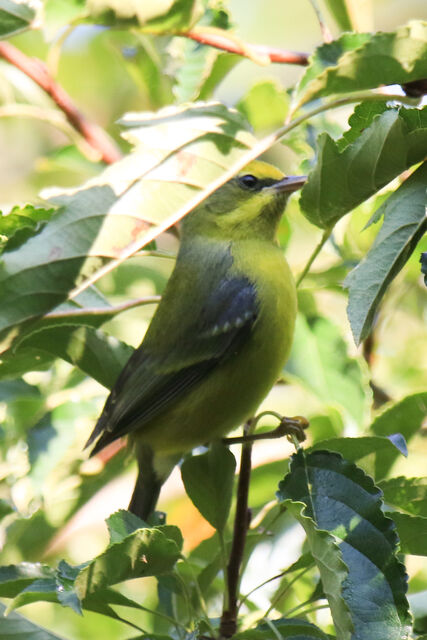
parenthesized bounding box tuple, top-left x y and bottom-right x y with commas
(85, 161, 305, 520)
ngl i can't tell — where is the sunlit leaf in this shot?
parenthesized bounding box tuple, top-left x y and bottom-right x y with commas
(0, 102, 254, 347)
(296, 21, 427, 106)
(300, 105, 427, 229)
(379, 477, 427, 517)
(87, 0, 203, 33)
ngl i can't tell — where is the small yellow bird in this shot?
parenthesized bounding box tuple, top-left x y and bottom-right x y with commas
(85, 161, 305, 519)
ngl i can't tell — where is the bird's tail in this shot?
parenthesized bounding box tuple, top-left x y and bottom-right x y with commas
(129, 444, 180, 521)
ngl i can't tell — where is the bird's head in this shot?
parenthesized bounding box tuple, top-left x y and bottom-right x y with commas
(182, 160, 306, 241)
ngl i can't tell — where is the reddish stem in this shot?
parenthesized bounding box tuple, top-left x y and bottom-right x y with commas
(0, 41, 121, 164)
(182, 30, 310, 66)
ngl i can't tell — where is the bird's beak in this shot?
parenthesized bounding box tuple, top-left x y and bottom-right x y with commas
(272, 175, 307, 193)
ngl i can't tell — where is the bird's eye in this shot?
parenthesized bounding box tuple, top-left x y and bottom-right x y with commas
(238, 174, 260, 190)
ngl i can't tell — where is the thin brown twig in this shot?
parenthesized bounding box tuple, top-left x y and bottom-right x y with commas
(0, 41, 121, 164)
(181, 29, 310, 66)
(220, 420, 254, 639)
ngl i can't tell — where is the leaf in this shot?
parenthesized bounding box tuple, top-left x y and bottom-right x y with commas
(43, 0, 86, 38)
(75, 525, 182, 598)
(87, 0, 203, 33)
(309, 435, 407, 480)
(0, 0, 35, 39)
(172, 6, 235, 103)
(278, 450, 411, 640)
(386, 512, 427, 556)
(344, 161, 427, 343)
(0, 499, 13, 521)
(106, 509, 148, 543)
(0, 563, 55, 598)
(15, 325, 133, 389)
(181, 443, 236, 531)
(284, 314, 368, 423)
(299, 105, 427, 229)
(379, 477, 427, 517)
(296, 21, 427, 106)
(0, 601, 66, 640)
(0, 205, 56, 254)
(323, 0, 352, 31)
(237, 80, 290, 132)
(369, 392, 427, 478)
(0, 102, 255, 348)
(233, 617, 330, 638)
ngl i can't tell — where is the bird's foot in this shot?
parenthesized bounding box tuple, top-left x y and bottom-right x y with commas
(222, 412, 309, 446)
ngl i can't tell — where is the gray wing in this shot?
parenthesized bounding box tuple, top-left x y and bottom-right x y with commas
(86, 275, 258, 455)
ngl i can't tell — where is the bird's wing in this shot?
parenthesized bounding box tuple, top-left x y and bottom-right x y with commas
(87, 274, 258, 454)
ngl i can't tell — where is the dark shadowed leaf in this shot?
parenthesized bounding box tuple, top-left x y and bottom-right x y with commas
(0, 0, 34, 38)
(181, 442, 236, 531)
(233, 617, 329, 638)
(0, 601, 66, 640)
(345, 162, 427, 343)
(278, 450, 411, 640)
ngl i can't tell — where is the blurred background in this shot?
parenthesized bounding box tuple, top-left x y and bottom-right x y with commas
(1, 1, 426, 638)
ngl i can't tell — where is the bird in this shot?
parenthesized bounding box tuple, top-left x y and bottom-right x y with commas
(85, 160, 306, 521)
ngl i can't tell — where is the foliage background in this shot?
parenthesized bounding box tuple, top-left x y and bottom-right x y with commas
(0, 1, 426, 639)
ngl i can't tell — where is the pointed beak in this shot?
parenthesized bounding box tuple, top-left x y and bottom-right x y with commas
(272, 175, 307, 193)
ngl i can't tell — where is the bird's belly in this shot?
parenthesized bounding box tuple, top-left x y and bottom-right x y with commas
(137, 292, 295, 454)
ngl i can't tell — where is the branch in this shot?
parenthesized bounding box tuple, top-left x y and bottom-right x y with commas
(0, 41, 122, 164)
(181, 28, 309, 66)
(220, 420, 254, 639)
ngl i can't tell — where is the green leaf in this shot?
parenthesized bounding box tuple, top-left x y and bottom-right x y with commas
(43, 0, 86, 38)
(369, 392, 427, 478)
(181, 443, 236, 531)
(285, 314, 368, 423)
(233, 617, 330, 638)
(0, 102, 254, 348)
(379, 477, 427, 517)
(300, 105, 427, 229)
(237, 80, 290, 132)
(296, 21, 427, 105)
(0, 601, 66, 640)
(0, 205, 56, 254)
(172, 7, 235, 103)
(344, 162, 427, 343)
(0, 563, 55, 598)
(106, 509, 148, 543)
(14, 325, 133, 389)
(87, 0, 203, 33)
(309, 435, 407, 480)
(278, 449, 411, 640)
(0, 499, 13, 521)
(323, 0, 352, 31)
(0, 0, 35, 39)
(386, 512, 427, 556)
(75, 526, 182, 598)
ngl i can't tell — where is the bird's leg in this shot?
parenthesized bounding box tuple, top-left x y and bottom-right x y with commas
(222, 412, 309, 446)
